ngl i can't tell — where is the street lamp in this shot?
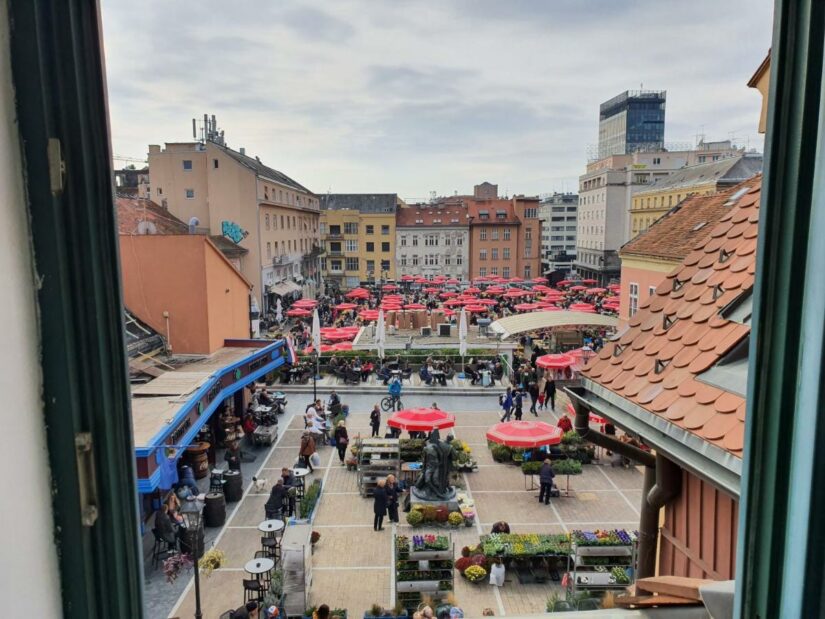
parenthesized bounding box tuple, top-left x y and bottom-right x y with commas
(180, 497, 205, 619)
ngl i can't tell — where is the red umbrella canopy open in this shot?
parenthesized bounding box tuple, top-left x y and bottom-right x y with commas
(536, 353, 576, 369)
(286, 308, 311, 317)
(569, 303, 596, 313)
(464, 305, 488, 313)
(404, 303, 427, 310)
(334, 303, 358, 311)
(464, 287, 481, 294)
(486, 420, 563, 448)
(581, 279, 598, 285)
(514, 303, 540, 312)
(388, 408, 456, 432)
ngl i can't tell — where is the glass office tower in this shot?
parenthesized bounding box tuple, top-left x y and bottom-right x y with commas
(597, 90, 666, 159)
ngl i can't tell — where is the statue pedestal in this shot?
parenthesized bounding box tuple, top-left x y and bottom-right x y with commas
(409, 487, 459, 513)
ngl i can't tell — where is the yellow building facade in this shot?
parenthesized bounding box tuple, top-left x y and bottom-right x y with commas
(319, 194, 399, 289)
(630, 179, 718, 238)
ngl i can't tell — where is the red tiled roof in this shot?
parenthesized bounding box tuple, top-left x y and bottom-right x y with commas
(582, 176, 762, 457)
(621, 182, 754, 262)
(116, 197, 188, 235)
(465, 198, 519, 224)
(396, 203, 468, 227)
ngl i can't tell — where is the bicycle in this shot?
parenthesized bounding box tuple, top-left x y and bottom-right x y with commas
(381, 395, 402, 412)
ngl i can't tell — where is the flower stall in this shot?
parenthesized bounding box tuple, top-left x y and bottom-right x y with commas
(394, 534, 454, 614)
(566, 530, 638, 596)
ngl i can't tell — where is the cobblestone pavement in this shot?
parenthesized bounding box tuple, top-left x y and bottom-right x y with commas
(166, 391, 644, 618)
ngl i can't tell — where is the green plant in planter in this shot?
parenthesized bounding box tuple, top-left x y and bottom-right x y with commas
(552, 459, 583, 475)
(511, 448, 525, 462)
(406, 509, 424, 526)
(520, 461, 542, 475)
(561, 430, 583, 445)
(368, 604, 385, 617)
(448, 512, 464, 527)
(490, 444, 512, 462)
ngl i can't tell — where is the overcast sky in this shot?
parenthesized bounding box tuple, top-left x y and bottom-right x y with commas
(102, 0, 773, 202)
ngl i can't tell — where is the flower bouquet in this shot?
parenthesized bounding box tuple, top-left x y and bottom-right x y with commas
(464, 565, 487, 583)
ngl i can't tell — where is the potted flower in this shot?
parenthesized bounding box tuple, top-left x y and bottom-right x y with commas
(464, 565, 487, 584)
(198, 548, 226, 577)
(163, 553, 193, 584)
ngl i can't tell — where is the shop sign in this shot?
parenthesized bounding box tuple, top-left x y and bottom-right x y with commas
(168, 417, 192, 446)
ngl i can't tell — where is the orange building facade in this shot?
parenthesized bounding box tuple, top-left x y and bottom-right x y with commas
(466, 196, 541, 280)
(119, 234, 252, 354)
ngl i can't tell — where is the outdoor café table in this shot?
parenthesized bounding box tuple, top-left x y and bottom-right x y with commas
(292, 467, 311, 499)
(258, 519, 285, 538)
(245, 557, 275, 592)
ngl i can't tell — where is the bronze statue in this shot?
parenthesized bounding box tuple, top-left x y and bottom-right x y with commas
(413, 429, 455, 501)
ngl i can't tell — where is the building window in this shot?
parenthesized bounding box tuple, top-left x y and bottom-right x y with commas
(401, 236, 407, 246)
(649, 285, 656, 298)
(185, 188, 194, 199)
(330, 259, 342, 272)
(524, 265, 531, 279)
(653, 157, 661, 165)
(525, 227, 533, 240)
(345, 240, 358, 252)
(480, 229, 487, 240)
(492, 228, 499, 240)
(412, 236, 419, 246)
(366, 242, 375, 252)
(366, 225, 374, 234)
(491, 248, 498, 260)
(157, 187, 162, 195)
(502, 266, 510, 278)
(456, 256, 463, 265)
(496, 210, 506, 220)
(524, 207, 537, 218)
(479, 267, 487, 277)
(629, 283, 639, 317)
(381, 242, 390, 252)
(346, 257, 359, 271)
(381, 260, 391, 273)
(445, 236, 451, 246)
(503, 247, 510, 260)
(503, 228, 511, 241)
(366, 260, 375, 273)
(266, 242, 271, 259)
(182, 159, 192, 170)
(456, 237, 463, 246)
(344, 222, 358, 234)
(444, 257, 451, 265)
(320, 257, 327, 271)
(265, 214, 270, 230)
(400, 256, 407, 266)
(525, 245, 532, 258)
(479, 249, 487, 261)
(381, 224, 390, 235)
(213, 158, 219, 169)
(412, 255, 419, 266)
(490, 267, 498, 276)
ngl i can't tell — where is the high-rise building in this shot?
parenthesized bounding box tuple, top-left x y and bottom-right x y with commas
(598, 90, 666, 159)
(539, 193, 578, 277)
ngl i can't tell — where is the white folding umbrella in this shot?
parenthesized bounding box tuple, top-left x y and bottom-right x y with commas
(275, 298, 283, 323)
(375, 308, 386, 360)
(312, 308, 322, 353)
(459, 307, 468, 376)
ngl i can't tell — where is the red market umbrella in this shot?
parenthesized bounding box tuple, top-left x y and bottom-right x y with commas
(286, 308, 311, 317)
(404, 303, 427, 310)
(556, 280, 571, 287)
(566, 403, 607, 426)
(443, 299, 464, 307)
(293, 299, 317, 307)
(334, 303, 358, 311)
(423, 287, 440, 293)
(442, 309, 456, 316)
(359, 310, 380, 321)
(539, 305, 562, 311)
(439, 292, 458, 299)
(570, 285, 587, 292)
(536, 353, 576, 369)
(388, 407, 456, 432)
(514, 303, 540, 312)
(569, 303, 596, 313)
(486, 420, 564, 448)
(332, 342, 353, 351)
(586, 287, 607, 294)
(474, 298, 498, 306)
(346, 288, 371, 298)
(401, 275, 414, 281)
(531, 277, 547, 283)
(446, 278, 460, 284)
(464, 305, 488, 313)
(509, 276, 524, 282)
(382, 284, 398, 291)
(485, 286, 506, 294)
(464, 287, 481, 294)
(582, 279, 598, 285)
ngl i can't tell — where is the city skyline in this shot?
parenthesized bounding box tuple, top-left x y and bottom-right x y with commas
(102, 0, 772, 201)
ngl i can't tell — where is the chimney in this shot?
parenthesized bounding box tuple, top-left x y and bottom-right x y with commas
(240, 147, 246, 156)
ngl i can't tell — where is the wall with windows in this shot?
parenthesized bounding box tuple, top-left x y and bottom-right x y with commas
(0, 3, 62, 609)
(618, 256, 675, 325)
(396, 226, 469, 280)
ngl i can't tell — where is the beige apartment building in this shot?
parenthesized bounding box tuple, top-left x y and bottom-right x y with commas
(148, 136, 321, 312)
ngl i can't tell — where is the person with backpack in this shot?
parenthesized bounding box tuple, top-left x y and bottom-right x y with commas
(513, 390, 524, 421)
(500, 387, 514, 422)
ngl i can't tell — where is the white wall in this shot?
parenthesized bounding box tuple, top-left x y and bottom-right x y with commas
(0, 0, 63, 614)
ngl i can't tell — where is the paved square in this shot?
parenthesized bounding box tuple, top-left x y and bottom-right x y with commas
(168, 392, 645, 618)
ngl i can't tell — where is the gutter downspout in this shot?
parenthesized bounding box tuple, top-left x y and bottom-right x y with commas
(569, 385, 680, 579)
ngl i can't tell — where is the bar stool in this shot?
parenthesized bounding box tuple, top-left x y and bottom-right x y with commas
(209, 469, 225, 494)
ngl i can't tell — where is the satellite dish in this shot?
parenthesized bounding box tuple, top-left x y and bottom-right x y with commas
(137, 220, 157, 235)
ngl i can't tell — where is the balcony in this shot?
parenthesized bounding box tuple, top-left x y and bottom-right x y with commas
(326, 232, 343, 240)
(326, 250, 343, 258)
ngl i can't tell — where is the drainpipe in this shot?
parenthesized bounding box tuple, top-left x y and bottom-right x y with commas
(568, 386, 676, 580)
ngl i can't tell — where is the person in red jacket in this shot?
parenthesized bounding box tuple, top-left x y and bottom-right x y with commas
(557, 414, 573, 433)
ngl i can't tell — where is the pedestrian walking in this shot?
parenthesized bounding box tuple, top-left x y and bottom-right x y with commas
(543, 379, 557, 412)
(539, 459, 556, 505)
(373, 479, 388, 531)
(299, 432, 316, 472)
(513, 390, 523, 421)
(333, 420, 349, 464)
(370, 404, 381, 437)
(500, 387, 514, 422)
(527, 382, 539, 416)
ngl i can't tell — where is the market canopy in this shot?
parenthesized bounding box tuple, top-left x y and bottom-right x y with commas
(488, 311, 618, 339)
(486, 420, 563, 448)
(387, 408, 456, 432)
(536, 353, 576, 369)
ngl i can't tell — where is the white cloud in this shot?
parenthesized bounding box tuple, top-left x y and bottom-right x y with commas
(101, 0, 772, 200)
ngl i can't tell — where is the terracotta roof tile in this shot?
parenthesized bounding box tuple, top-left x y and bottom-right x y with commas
(582, 176, 760, 458)
(116, 197, 189, 235)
